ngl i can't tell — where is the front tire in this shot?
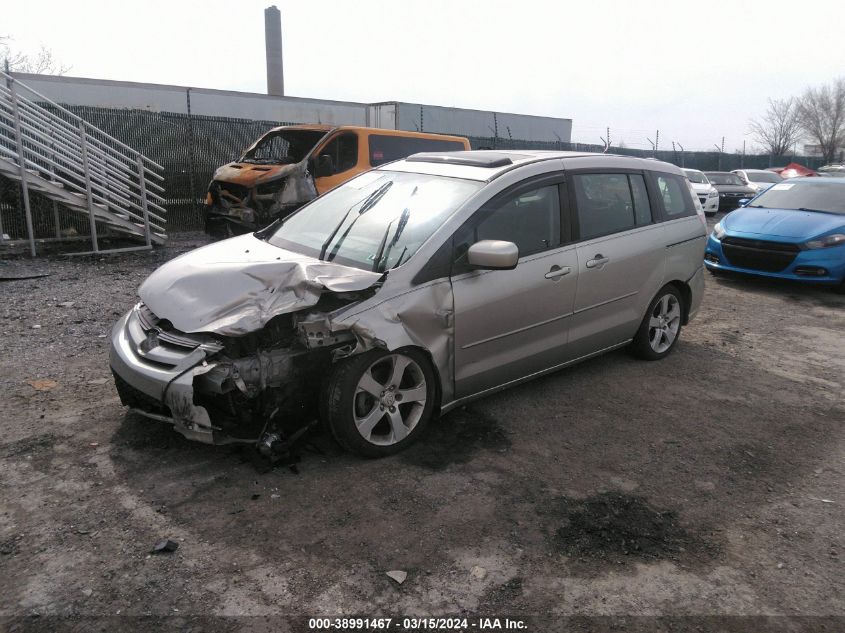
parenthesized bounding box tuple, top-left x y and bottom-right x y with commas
(323, 348, 437, 457)
(630, 286, 684, 360)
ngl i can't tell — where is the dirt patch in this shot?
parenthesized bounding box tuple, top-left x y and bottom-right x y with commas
(400, 406, 510, 469)
(551, 492, 716, 571)
(0, 432, 57, 459)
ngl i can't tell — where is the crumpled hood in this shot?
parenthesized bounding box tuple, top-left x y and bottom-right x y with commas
(213, 162, 299, 187)
(138, 234, 382, 336)
(724, 207, 845, 239)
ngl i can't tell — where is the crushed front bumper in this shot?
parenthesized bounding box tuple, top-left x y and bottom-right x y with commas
(109, 306, 225, 444)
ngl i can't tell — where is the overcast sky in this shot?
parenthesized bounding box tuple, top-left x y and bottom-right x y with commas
(4, 0, 844, 152)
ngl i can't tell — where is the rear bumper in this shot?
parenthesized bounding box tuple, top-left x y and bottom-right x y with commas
(686, 265, 705, 322)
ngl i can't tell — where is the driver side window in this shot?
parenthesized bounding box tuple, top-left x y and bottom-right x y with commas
(318, 133, 359, 175)
(454, 184, 562, 265)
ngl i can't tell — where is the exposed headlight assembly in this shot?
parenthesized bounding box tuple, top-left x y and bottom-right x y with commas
(712, 222, 726, 239)
(708, 188, 719, 198)
(804, 233, 845, 249)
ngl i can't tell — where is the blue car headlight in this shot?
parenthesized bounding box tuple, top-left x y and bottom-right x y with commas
(804, 233, 845, 249)
(712, 222, 726, 240)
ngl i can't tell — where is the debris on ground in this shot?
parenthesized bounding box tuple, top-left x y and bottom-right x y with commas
(245, 421, 320, 474)
(151, 539, 179, 554)
(87, 378, 110, 385)
(56, 301, 76, 308)
(26, 379, 58, 391)
(470, 565, 487, 580)
(0, 272, 51, 281)
(808, 496, 834, 504)
(386, 570, 407, 585)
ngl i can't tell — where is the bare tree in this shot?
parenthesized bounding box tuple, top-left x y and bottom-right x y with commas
(796, 77, 845, 164)
(748, 98, 802, 157)
(1, 36, 70, 75)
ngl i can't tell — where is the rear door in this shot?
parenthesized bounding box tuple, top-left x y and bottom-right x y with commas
(451, 175, 578, 398)
(567, 171, 666, 358)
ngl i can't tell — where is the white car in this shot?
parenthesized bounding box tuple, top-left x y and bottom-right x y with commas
(682, 168, 719, 215)
(732, 169, 783, 193)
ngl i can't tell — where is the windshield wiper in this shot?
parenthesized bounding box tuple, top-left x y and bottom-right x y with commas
(372, 207, 411, 272)
(320, 181, 394, 261)
(747, 204, 767, 208)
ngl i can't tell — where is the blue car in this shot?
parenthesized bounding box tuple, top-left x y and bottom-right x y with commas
(705, 177, 845, 291)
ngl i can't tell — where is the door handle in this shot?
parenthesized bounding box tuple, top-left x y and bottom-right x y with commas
(586, 255, 610, 269)
(545, 265, 572, 279)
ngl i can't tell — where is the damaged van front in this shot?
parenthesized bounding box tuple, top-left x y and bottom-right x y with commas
(112, 167, 484, 456)
(204, 125, 472, 238)
(204, 125, 329, 237)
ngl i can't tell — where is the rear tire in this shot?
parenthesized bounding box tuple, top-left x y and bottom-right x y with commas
(322, 348, 437, 458)
(630, 286, 684, 361)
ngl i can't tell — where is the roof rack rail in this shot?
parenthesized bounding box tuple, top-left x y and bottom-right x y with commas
(406, 152, 514, 168)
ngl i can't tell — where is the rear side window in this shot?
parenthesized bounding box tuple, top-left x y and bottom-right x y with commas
(369, 135, 466, 166)
(572, 173, 652, 241)
(655, 173, 697, 218)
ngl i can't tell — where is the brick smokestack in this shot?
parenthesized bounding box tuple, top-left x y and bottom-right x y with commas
(265, 5, 284, 96)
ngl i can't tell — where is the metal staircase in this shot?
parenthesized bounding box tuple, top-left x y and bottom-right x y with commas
(0, 70, 167, 256)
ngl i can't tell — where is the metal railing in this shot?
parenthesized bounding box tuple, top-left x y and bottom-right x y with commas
(0, 70, 167, 255)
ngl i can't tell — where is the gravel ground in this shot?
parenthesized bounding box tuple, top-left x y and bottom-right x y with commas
(0, 221, 843, 632)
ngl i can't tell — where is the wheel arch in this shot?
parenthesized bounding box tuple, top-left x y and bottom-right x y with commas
(665, 279, 692, 325)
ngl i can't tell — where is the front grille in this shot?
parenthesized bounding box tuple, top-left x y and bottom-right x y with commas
(721, 236, 799, 272)
(112, 371, 170, 416)
(214, 180, 249, 203)
(136, 304, 222, 352)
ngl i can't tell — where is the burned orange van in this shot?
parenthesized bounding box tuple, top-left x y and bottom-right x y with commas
(204, 125, 470, 236)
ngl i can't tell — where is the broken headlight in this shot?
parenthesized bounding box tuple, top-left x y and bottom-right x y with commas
(256, 179, 285, 196)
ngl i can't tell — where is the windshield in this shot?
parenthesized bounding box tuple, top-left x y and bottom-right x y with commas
(267, 171, 482, 271)
(748, 181, 845, 214)
(745, 171, 783, 183)
(241, 129, 327, 164)
(706, 173, 745, 186)
(683, 169, 709, 184)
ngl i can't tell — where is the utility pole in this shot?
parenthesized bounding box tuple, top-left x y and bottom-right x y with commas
(741, 140, 746, 168)
(713, 143, 722, 170)
(678, 142, 685, 167)
(655, 130, 660, 155)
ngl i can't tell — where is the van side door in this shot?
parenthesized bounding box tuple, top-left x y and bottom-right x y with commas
(451, 175, 578, 398)
(567, 171, 666, 358)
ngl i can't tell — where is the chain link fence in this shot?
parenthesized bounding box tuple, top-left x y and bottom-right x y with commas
(0, 106, 830, 239)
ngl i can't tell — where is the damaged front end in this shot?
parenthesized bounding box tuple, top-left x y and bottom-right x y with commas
(204, 162, 318, 238)
(109, 236, 382, 445)
(111, 299, 361, 445)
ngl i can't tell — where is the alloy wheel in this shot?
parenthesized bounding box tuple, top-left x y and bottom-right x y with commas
(352, 353, 427, 446)
(648, 294, 681, 354)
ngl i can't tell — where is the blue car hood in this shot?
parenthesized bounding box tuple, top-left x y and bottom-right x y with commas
(724, 206, 845, 239)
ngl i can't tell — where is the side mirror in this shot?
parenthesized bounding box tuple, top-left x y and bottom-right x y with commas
(316, 154, 334, 177)
(467, 240, 519, 270)
(738, 198, 751, 207)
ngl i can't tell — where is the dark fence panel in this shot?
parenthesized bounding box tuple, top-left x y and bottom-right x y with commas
(0, 106, 831, 239)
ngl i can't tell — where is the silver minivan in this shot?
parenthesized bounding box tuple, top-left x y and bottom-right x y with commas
(110, 151, 706, 457)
